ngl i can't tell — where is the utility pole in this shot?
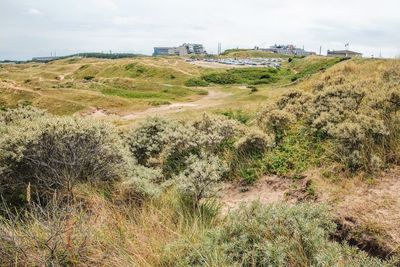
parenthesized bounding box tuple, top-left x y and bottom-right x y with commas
(319, 46, 322, 56)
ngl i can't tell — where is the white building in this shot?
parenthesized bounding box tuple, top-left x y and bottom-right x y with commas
(260, 44, 316, 56)
(153, 43, 206, 56)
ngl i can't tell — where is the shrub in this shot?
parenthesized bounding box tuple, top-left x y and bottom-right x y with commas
(276, 90, 312, 118)
(119, 165, 162, 203)
(126, 117, 172, 166)
(201, 68, 278, 85)
(235, 129, 274, 156)
(168, 202, 390, 266)
(219, 109, 251, 124)
(83, 75, 95, 81)
(126, 114, 238, 180)
(192, 113, 238, 149)
(259, 109, 295, 143)
(175, 152, 227, 208)
(265, 127, 326, 178)
(0, 117, 130, 204)
(309, 85, 366, 135)
(259, 82, 399, 173)
(184, 78, 209, 87)
(0, 105, 47, 125)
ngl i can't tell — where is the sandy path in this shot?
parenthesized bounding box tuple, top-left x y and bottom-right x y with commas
(121, 90, 231, 120)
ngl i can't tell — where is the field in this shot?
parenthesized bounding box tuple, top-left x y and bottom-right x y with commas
(0, 50, 399, 266)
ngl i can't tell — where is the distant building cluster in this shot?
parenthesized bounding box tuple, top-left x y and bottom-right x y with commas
(31, 56, 59, 62)
(258, 44, 316, 56)
(153, 43, 206, 56)
(327, 50, 362, 57)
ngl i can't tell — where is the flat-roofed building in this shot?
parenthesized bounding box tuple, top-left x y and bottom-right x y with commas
(153, 43, 206, 56)
(327, 50, 362, 57)
(261, 44, 316, 56)
(31, 56, 59, 62)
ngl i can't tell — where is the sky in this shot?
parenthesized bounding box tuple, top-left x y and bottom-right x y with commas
(1, 0, 399, 60)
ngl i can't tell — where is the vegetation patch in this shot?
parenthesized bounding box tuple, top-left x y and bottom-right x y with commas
(201, 67, 283, 85)
(185, 78, 209, 87)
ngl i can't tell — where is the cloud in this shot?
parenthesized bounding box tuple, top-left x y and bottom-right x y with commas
(1, 0, 399, 60)
(26, 8, 43, 16)
(91, 0, 118, 10)
(112, 16, 148, 27)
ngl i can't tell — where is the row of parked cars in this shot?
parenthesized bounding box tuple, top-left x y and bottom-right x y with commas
(188, 57, 284, 68)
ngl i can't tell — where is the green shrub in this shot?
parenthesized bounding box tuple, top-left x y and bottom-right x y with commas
(184, 78, 209, 87)
(201, 68, 279, 85)
(265, 127, 326, 178)
(219, 109, 251, 124)
(126, 114, 239, 180)
(0, 116, 130, 204)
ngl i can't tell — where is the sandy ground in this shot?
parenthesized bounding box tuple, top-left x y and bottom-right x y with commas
(220, 176, 292, 213)
(313, 167, 400, 255)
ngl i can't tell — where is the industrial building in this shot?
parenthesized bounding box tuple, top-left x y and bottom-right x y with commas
(259, 44, 316, 56)
(153, 43, 206, 56)
(327, 50, 362, 58)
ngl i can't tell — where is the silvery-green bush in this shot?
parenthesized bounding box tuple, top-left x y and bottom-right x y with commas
(126, 114, 239, 179)
(165, 202, 391, 266)
(0, 105, 47, 126)
(0, 116, 131, 203)
(235, 129, 274, 156)
(258, 82, 400, 172)
(175, 152, 228, 206)
(126, 117, 172, 166)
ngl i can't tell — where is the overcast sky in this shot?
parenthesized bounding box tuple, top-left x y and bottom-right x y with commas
(1, 0, 399, 60)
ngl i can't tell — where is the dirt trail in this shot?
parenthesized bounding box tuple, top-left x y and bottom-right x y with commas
(121, 90, 231, 120)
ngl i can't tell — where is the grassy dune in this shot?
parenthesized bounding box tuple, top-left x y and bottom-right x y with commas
(0, 57, 207, 115)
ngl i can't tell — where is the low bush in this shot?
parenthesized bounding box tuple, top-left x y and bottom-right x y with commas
(258, 80, 400, 173)
(0, 116, 130, 204)
(201, 68, 279, 85)
(0, 105, 47, 125)
(175, 152, 227, 207)
(126, 117, 172, 166)
(184, 78, 209, 87)
(165, 202, 391, 266)
(265, 127, 326, 178)
(258, 108, 295, 143)
(235, 129, 274, 156)
(219, 109, 251, 124)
